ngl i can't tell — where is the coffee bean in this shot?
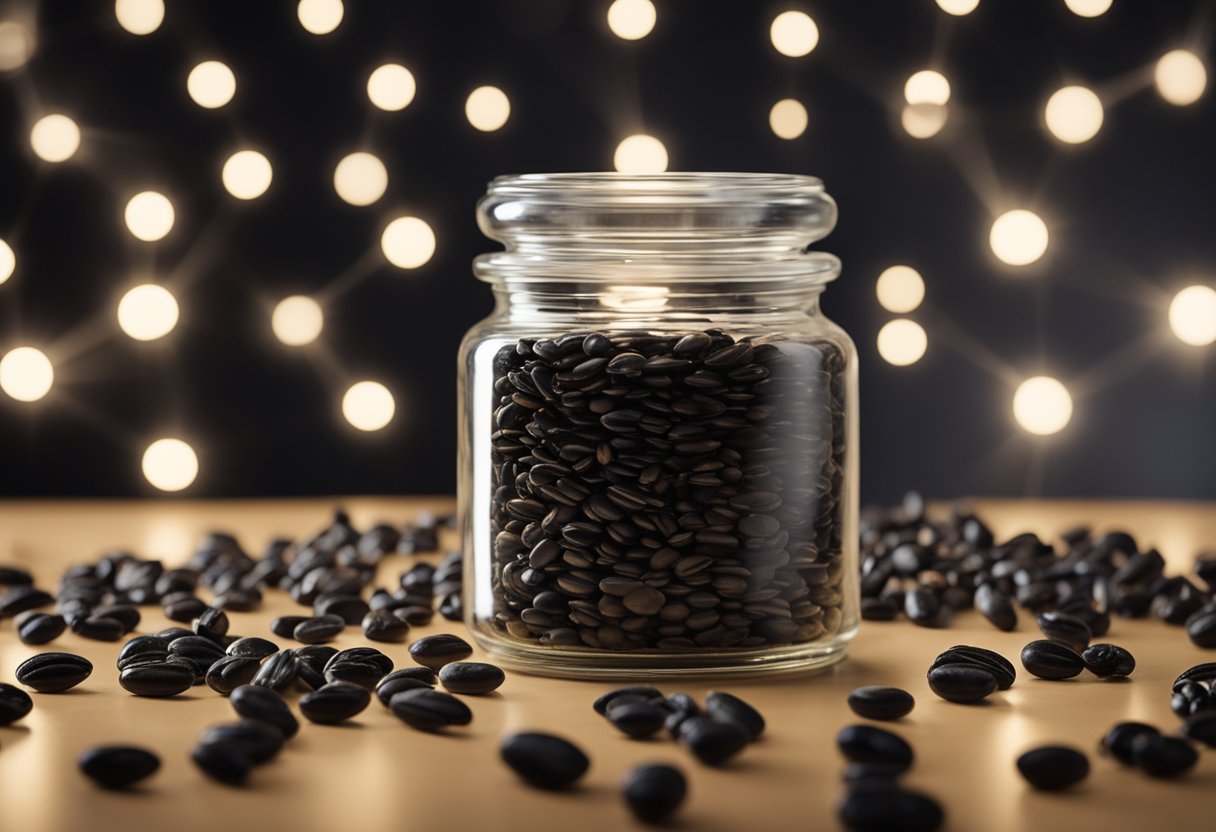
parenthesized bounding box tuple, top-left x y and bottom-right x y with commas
(119, 662, 195, 697)
(847, 686, 915, 721)
(836, 725, 914, 771)
(226, 637, 280, 660)
(1016, 746, 1089, 791)
(191, 742, 252, 785)
(270, 615, 310, 638)
(974, 584, 1018, 632)
(438, 662, 505, 695)
(78, 746, 160, 789)
(1080, 643, 1135, 678)
(299, 681, 372, 724)
(678, 716, 751, 765)
(252, 651, 299, 692)
(705, 691, 765, 739)
(622, 764, 687, 823)
(606, 700, 668, 739)
(929, 646, 1016, 690)
(293, 614, 345, 645)
(193, 607, 230, 641)
(1036, 611, 1091, 653)
(15, 652, 92, 693)
(0, 682, 34, 724)
(15, 611, 66, 645)
(1130, 734, 1199, 778)
(500, 732, 590, 789)
(593, 686, 664, 715)
(1020, 640, 1085, 680)
(206, 656, 263, 695)
(389, 688, 472, 732)
(198, 719, 284, 764)
(230, 684, 298, 739)
(836, 785, 944, 832)
(1099, 722, 1160, 764)
(927, 665, 998, 704)
(362, 608, 409, 643)
(1180, 712, 1216, 748)
(408, 633, 473, 670)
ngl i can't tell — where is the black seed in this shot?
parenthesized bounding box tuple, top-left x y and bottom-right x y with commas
(229, 684, 299, 739)
(1130, 734, 1199, 778)
(192, 607, 230, 641)
(1080, 643, 1135, 678)
(927, 665, 998, 703)
(929, 646, 1016, 690)
(678, 716, 751, 765)
(606, 700, 667, 739)
(0, 565, 33, 586)
(376, 669, 435, 705)
(191, 743, 252, 785)
(327, 646, 393, 677)
(1020, 640, 1085, 680)
(198, 719, 284, 764)
(164, 596, 208, 623)
(323, 658, 383, 690)
(0, 585, 54, 616)
(836, 725, 914, 771)
(206, 656, 262, 695)
(408, 633, 473, 670)
(292, 614, 345, 644)
(593, 686, 664, 715)
(0, 682, 34, 724)
(117, 635, 170, 671)
(71, 615, 126, 642)
(15, 611, 67, 645)
(837, 785, 944, 832)
(622, 763, 687, 823)
(314, 595, 370, 625)
(252, 651, 299, 691)
(78, 746, 160, 789)
(438, 661, 505, 695)
(299, 681, 372, 724)
(362, 608, 409, 643)
(120, 662, 195, 697)
(974, 584, 1018, 632)
(226, 637, 280, 660)
(270, 615, 310, 638)
(1174, 662, 1216, 687)
(1186, 606, 1216, 648)
(1016, 746, 1089, 790)
(1180, 712, 1216, 748)
(15, 652, 93, 693)
(500, 732, 590, 789)
(1036, 611, 1091, 653)
(389, 688, 473, 732)
(94, 605, 141, 634)
(847, 686, 915, 721)
(1099, 722, 1160, 764)
(167, 636, 226, 674)
(705, 691, 765, 739)
(904, 588, 950, 628)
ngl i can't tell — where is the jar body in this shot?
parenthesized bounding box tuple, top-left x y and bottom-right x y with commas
(459, 174, 858, 678)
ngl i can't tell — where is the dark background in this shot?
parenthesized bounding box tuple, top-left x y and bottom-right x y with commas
(0, 0, 1213, 502)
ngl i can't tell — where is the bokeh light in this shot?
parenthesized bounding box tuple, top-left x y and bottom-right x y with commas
(343, 381, 395, 431)
(770, 11, 819, 57)
(0, 347, 53, 402)
(901, 103, 949, 138)
(222, 150, 273, 200)
(0, 20, 36, 71)
(1064, 0, 1113, 17)
(876, 266, 926, 313)
(272, 296, 324, 346)
(904, 70, 951, 105)
(334, 152, 388, 206)
(297, 0, 343, 35)
(607, 0, 656, 40)
(124, 191, 175, 242)
(117, 284, 179, 341)
(990, 210, 1049, 266)
(936, 0, 980, 14)
(114, 0, 164, 35)
(367, 64, 416, 111)
(0, 238, 13, 285)
(1155, 50, 1207, 106)
(1168, 285, 1216, 347)
(613, 134, 668, 173)
(769, 99, 808, 140)
(1044, 85, 1103, 144)
(142, 438, 198, 491)
(187, 60, 236, 109)
(381, 216, 436, 269)
(1013, 376, 1073, 435)
(877, 319, 928, 366)
(465, 86, 511, 132)
(30, 114, 80, 163)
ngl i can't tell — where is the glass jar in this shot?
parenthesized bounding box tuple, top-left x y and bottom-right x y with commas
(459, 172, 858, 678)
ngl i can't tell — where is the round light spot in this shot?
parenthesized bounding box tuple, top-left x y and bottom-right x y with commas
(115, 0, 164, 35)
(222, 150, 272, 200)
(381, 216, 436, 269)
(334, 152, 388, 206)
(1064, 0, 1112, 17)
(465, 86, 510, 132)
(770, 11, 818, 57)
(901, 102, 949, 138)
(1044, 85, 1103, 144)
(613, 134, 668, 173)
(0, 20, 36, 71)
(1013, 376, 1073, 435)
(30, 114, 80, 163)
(272, 296, 324, 346)
(0, 347, 53, 402)
(0, 238, 14, 285)
(769, 99, 808, 140)
(343, 381, 395, 431)
(1168, 285, 1216, 346)
(876, 266, 925, 313)
(876, 319, 928, 366)
(186, 60, 236, 109)
(904, 70, 951, 105)
(935, 0, 980, 14)
(124, 191, 175, 242)
(989, 209, 1049, 266)
(297, 0, 343, 35)
(607, 0, 656, 40)
(142, 438, 198, 491)
(367, 64, 416, 111)
(1155, 50, 1207, 106)
(117, 284, 179, 341)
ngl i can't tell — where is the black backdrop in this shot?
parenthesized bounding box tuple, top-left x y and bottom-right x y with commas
(0, 0, 1213, 501)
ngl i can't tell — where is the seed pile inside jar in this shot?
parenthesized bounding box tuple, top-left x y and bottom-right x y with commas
(488, 329, 849, 651)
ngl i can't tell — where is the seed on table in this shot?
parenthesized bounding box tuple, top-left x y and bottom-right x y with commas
(191, 743, 252, 785)
(705, 691, 765, 739)
(229, 684, 299, 739)
(1180, 712, 1216, 748)
(1015, 746, 1089, 791)
(1036, 611, 1092, 653)
(117, 635, 169, 671)
(622, 763, 687, 823)
(835, 725, 914, 772)
(15, 652, 93, 693)
(847, 686, 915, 721)
(836, 785, 944, 832)
(928, 646, 1009, 686)
(376, 675, 433, 705)
(206, 656, 262, 695)
(71, 615, 126, 642)
(1186, 605, 1216, 648)
(678, 716, 751, 766)
(226, 637, 280, 660)
(593, 686, 665, 715)
(1170, 680, 1212, 717)
(904, 587, 951, 628)
(295, 645, 340, 674)
(1130, 734, 1199, 778)
(1020, 640, 1085, 680)
(270, 615, 310, 639)
(164, 596, 208, 623)
(1080, 643, 1135, 678)
(606, 700, 668, 739)
(438, 593, 462, 622)
(500, 732, 590, 790)
(293, 615, 345, 645)
(156, 626, 193, 643)
(299, 682, 372, 724)
(15, 611, 66, 645)
(389, 688, 473, 732)
(252, 651, 299, 692)
(119, 662, 195, 697)
(0, 565, 33, 586)
(927, 665, 998, 704)
(0, 682, 34, 724)
(408, 633, 473, 670)
(974, 584, 1017, 632)
(192, 607, 230, 641)
(438, 662, 505, 695)
(314, 595, 370, 625)
(327, 646, 394, 677)
(362, 609, 409, 643)
(664, 692, 701, 738)
(198, 720, 285, 764)
(0, 585, 54, 616)
(1174, 662, 1216, 687)
(77, 746, 161, 790)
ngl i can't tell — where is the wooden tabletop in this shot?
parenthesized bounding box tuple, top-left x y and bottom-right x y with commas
(1, 498, 1214, 832)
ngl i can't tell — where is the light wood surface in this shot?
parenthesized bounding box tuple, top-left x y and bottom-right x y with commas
(1, 498, 1214, 832)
